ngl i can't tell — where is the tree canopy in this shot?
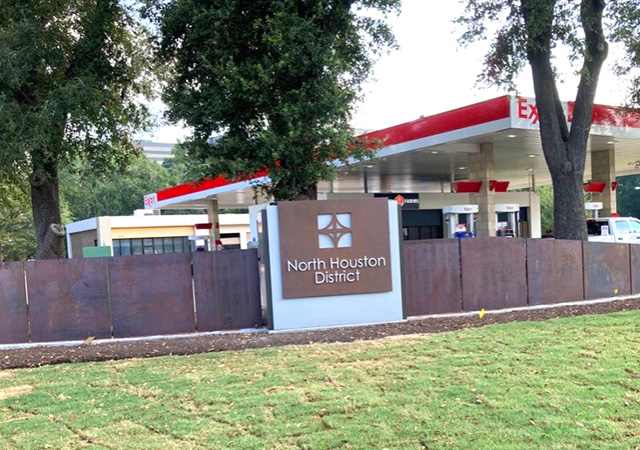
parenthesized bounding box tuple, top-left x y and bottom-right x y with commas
(0, 0, 154, 258)
(152, 0, 400, 201)
(60, 155, 180, 220)
(457, 0, 640, 240)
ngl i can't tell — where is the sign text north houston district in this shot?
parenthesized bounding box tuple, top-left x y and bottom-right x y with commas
(287, 256, 387, 285)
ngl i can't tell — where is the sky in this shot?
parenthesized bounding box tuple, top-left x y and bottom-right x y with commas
(142, 0, 628, 143)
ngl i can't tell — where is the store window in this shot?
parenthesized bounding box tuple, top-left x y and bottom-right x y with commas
(112, 237, 191, 257)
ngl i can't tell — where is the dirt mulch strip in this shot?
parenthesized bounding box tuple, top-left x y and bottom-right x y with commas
(2, 298, 639, 370)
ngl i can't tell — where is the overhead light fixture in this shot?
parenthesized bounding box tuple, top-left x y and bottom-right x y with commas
(635, 186, 640, 190)
(431, 151, 438, 154)
(507, 134, 517, 138)
(528, 154, 536, 158)
(607, 141, 615, 144)
(365, 164, 374, 168)
(458, 166, 467, 170)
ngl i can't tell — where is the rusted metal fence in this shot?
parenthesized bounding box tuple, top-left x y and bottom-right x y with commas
(26, 258, 111, 342)
(403, 240, 462, 315)
(1, 239, 637, 344)
(526, 239, 584, 306)
(0, 249, 262, 344)
(460, 238, 528, 311)
(583, 242, 631, 299)
(192, 250, 262, 332)
(402, 238, 637, 317)
(109, 253, 197, 338)
(0, 262, 29, 344)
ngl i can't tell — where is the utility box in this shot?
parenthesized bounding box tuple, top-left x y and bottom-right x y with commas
(82, 246, 112, 258)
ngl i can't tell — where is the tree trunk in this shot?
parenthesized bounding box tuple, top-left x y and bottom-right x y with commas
(551, 167, 587, 239)
(291, 182, 318, 201)
(523, 0, 607, 240)
(30, 159, 65, 259)
(274, 156, 319, 201)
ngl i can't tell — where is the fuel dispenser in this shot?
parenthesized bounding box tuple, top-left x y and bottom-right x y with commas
(443, 205, 478, 238)
(495, 203, 519, 237)
(585, 202, 603, 218)
(188, 235, 211, 252)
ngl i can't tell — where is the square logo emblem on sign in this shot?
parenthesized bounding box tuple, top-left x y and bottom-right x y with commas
(318, 213, 352, 248)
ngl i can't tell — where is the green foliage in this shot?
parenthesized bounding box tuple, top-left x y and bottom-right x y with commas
(0, 183, 35, 262)
(3, 311, 640, 448)
(161, 142, 194, 185)
(0, 0, 156, 258)
(152, 0, 399, 200)
(60, 155, 180, 220)
(608, 1, 640, 107)
(0, 0, 154, 171)
(538, 184, 555, 233)
(616, 174, 640, 218)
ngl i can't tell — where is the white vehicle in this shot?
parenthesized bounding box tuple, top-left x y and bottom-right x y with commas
(587, 217, 640, 243)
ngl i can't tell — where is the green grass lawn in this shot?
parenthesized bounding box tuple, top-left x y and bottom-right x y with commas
(2, 310, 640, 450)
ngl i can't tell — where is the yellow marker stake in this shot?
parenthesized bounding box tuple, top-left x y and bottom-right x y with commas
(614, 288, 619, 295)
(479, 308, 485, 319)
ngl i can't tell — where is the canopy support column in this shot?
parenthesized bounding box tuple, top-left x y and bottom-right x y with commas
(469, 143, 496, 237)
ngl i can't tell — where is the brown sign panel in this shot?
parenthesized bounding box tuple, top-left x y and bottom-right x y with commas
(278, 198, 392, 299)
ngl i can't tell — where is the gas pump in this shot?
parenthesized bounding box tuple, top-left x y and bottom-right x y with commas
(495, 204, 519, 237)
(188, 235, 211, 252)
(585, 202, 603, 218)
(443, 205, 478, 238)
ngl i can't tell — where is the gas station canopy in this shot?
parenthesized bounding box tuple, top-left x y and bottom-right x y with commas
(144, 95, 640, 210)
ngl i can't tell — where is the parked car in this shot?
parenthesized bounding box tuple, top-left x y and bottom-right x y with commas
(587, 217, 640, 243)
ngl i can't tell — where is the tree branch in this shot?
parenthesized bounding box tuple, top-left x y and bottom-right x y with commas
(568, 0, 608, 165)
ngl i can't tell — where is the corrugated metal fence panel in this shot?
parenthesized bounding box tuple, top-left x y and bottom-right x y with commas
(402, 240, 462, 316)
(193, 249, 262, 331)
(583, 242, 631, 299)
(26, 259, 111, 342)
(109, 253, 196, 338)
(460, 237, 528, 311)
(631, 245, 640, 294)
(527, 239, 584, 305)
(0, 262, 29, 344)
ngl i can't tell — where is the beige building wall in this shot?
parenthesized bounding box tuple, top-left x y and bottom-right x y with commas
(70, 230, 98, 259)
(111, 226, 196, 239)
